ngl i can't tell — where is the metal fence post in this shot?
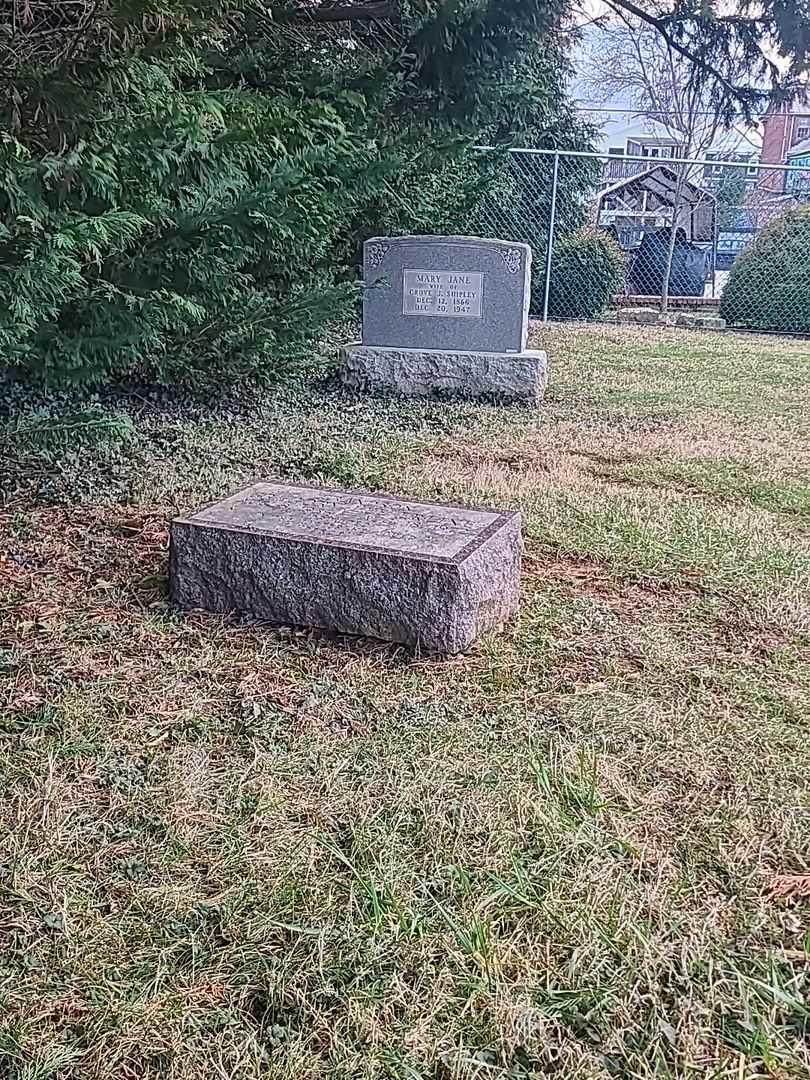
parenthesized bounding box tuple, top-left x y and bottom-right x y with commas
(542, 151, 560, 323)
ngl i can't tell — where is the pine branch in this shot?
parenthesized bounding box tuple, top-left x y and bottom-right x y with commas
(603, 0, 777, 113)
(609, 0, 786, 110)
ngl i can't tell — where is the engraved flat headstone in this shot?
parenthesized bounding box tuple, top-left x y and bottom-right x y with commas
(170, 482, 522, 654)
(340, 234, 548, 403)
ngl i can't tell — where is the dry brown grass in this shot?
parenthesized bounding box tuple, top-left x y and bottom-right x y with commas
(2, 324, 810, 1079)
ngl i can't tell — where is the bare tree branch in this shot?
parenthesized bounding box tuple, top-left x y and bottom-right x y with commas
(602, 0, 768, 109)
(269, 2, 396, 22)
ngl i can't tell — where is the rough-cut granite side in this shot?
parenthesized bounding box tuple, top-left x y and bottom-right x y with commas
(458, 514, 523, 637)
(340, 345, 548, 403)
(169, 515, 522, 654)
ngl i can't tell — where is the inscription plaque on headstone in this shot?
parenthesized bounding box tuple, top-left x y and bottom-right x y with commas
(402, 270, 484, 318)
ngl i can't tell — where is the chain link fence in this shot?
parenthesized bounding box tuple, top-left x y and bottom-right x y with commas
(471, 148, 810, 335)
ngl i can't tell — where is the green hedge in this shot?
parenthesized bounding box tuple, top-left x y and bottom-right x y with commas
(720, 206, 810, 334)
(542, 227, 624, 319)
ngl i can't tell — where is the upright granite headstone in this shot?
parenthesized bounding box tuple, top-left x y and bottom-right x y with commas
(170, 482, 522, 654)
(340, 235, 548, 403)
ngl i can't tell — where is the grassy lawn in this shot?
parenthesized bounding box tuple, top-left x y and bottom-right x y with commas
(2, 324, 810, 1079)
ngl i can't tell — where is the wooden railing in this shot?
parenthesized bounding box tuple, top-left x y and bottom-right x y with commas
(602, 158, 652, 182)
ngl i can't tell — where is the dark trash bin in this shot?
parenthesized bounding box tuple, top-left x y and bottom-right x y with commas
(628, 227, 708, 296)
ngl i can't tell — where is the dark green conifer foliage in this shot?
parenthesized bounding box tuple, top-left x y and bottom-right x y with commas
(0, 1, 580, 385)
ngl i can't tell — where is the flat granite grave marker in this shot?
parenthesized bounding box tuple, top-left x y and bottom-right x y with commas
(170, 482, 522, 654)
(340, 234, 548, 402)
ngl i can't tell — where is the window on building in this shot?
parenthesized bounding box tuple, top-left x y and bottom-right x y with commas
(608, 147, 623, 155)
(797, 125, 810, 142)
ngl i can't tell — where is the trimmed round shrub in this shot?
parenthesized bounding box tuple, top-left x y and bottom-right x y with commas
(542, 227, 624, 319)
(721, 207, 810, 334)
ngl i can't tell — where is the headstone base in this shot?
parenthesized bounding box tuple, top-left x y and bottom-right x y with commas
(340, 344, 548, 404)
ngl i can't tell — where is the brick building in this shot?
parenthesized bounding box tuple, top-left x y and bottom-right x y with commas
(759, 104, 810, 192)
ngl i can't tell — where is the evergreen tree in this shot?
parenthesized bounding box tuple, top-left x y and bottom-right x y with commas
(3, 0, 804, 386)
(0, 4, 391, 384)
(0, 0, 584, 386)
